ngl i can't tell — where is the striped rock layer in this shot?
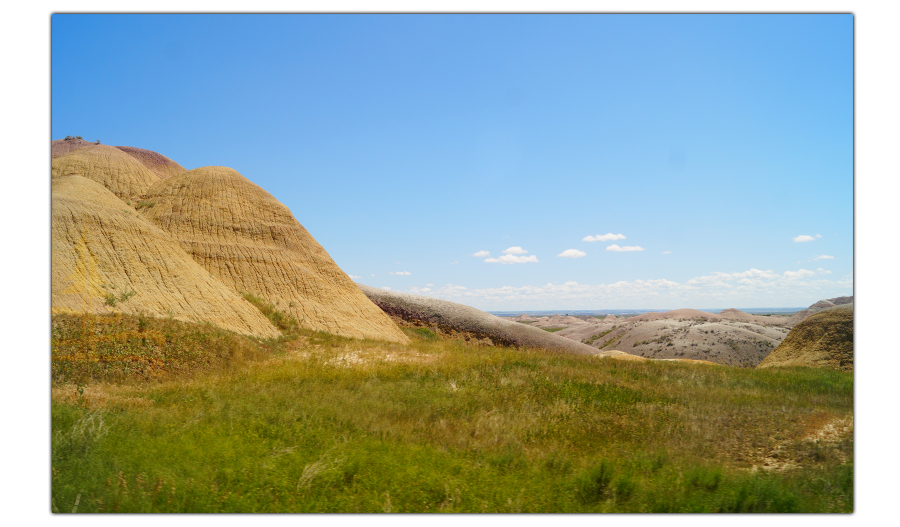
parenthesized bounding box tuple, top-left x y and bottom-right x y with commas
(140, 166, 408, 343)
(51, 141, 408, 343)
(51, 174, 280, 338)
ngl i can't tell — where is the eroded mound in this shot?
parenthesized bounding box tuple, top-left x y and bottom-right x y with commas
(784, 296, 854, 327)
(115, 146, 187, 179)
(140, 166, 408, 343)
(630, 309, 723, 322)
(757, 307, 853, 372)
(52, 137, 97, 158)
(52, 175, 280, 338)
(359, 285, 599, 355)
(52, 144, 161, 202)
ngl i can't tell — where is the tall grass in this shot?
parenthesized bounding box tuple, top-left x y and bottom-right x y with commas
(51, 313, 852, 513)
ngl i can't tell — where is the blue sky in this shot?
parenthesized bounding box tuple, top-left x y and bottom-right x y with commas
(51, 13, 853, 310)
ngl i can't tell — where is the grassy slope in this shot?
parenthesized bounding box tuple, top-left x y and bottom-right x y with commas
(52, 310, 853, 513)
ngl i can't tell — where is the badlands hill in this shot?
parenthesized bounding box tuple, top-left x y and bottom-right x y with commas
(506, 297, 852, 368)
(358, 285, 599, 355)
(785, 296, 854, 327)
(51, 174, 280, 338)
(51, 137, 408, 343)
(758, 307, 853, 372)
(360, 286, 726, 364)
(140, 166, 408, 342)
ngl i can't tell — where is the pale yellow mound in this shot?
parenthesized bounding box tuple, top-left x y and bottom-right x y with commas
(115, 146, 187, 179)
(141, 166, 409, 344)
(52, 174, 280, 338)
(757, 308, 853, 372)
(52, 144, 161, 202)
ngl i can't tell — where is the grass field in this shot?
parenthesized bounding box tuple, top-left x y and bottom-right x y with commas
(51, 310, 853, 513)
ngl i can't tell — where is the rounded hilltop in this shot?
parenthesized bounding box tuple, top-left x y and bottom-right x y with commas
(113, 145, 187, 179)
(51, 139, 409, 343)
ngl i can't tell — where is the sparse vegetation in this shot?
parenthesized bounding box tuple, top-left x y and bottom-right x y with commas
(601, 331, 626, 350)
(583, 327, 615, 345)
(52, 312, 852, 513)
(240, 292, 302, 336)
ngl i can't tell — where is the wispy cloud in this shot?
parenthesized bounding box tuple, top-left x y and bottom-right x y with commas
(813, 254, 835, 260)
(399, 266, 852, 310)
(485, 254, 539, 264)
(390, 271, 411, 275)
(583, 233, 626, 242)
(662, 251, 672, 255)
(557, 249, 587, 258)
(606, 244, 645, 252)
(503, 246, 528, 255)
(783, 269, 816, 279)
(793, 234, 822, 243)
(472, 250, 490, 257)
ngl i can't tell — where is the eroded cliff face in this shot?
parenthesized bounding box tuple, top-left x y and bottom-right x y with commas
(758, 308, 853, 372)
(140, 166, 409, 343)
(52, 174, 280, 338)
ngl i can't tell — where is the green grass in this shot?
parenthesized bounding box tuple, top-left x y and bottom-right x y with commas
(52, 313, 852, 513)
(541, 327, 565, 333)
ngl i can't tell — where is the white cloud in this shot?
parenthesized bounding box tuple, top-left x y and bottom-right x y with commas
(783, 269, 816, 279)
(426, 284, 434, 287)
(813, 255, 835, 260)
(503, 246, 528, 255)
(606, 244, 645, 252)
(816, 268, 832, 275)
(390, 271, 411, 276)
(472, 250, 490, 257)
(583, 233, 626, 242)
(484, 254, 540, 264)
(370, 274, 376, 277)
(348, 275, 360, 279)
(557, 249, 587, 258)
(451, 261, 458, 265)
(687, 268, 779, 285)
(662, 251, 672, 255)
(391, 265, 852, 310)
(793, 234, 822, 243)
